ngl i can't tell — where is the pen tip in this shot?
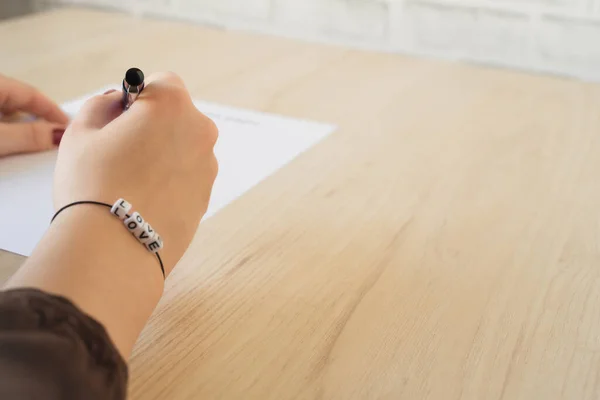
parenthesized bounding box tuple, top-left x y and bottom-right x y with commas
(125, 68, 144, 86)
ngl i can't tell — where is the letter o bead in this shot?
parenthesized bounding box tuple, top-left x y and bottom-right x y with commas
(124, 212, 145, 237)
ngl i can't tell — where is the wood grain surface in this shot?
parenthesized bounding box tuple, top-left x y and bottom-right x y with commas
(2, 8, 600, 400)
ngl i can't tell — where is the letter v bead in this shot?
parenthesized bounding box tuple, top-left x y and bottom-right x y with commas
(138, 222, 155, 243)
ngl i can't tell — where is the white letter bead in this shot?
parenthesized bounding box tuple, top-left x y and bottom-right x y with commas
(145, 234, 163, 253)
(111, 199, 132, 220)
(124, 212, 145, 237)
(137, 222, 156, 243)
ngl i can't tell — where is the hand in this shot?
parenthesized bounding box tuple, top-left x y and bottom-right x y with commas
(0, 75, 69, 156)
(53, 72, 219, 275)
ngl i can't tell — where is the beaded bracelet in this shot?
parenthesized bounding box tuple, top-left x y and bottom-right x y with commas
(51, 199, 165, 279)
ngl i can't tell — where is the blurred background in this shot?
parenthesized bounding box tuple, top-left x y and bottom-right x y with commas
(3, 0, 600, 81)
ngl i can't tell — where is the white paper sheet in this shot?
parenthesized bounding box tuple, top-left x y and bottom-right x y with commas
(0, 87, 335, 256)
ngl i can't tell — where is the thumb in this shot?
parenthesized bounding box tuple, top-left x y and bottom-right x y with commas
(0, 120, 65, 157)
(71, 89, 123, 131)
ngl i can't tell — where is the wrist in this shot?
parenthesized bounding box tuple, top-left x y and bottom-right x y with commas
(48, 203, 164, 286)
(7, 202, 164, 357)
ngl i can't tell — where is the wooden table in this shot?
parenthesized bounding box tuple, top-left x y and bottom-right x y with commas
(2, 8, 600, 400)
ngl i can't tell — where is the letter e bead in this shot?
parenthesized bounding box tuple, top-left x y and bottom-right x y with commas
(111, 199, 132, 220)
(124, 212, 145, 237)
(145, 234, 164, 253)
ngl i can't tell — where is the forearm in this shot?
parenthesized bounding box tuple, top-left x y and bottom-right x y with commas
(4, 204, 163, 358)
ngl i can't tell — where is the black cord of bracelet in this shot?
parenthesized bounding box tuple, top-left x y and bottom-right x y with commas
(51, 201, 112, 222)
(51, 201, 165, 279)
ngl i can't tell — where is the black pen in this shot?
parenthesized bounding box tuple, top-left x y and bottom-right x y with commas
(122, 67, 145, 110)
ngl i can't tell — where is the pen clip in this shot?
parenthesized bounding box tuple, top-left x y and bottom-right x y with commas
(122, 80, 144, 111)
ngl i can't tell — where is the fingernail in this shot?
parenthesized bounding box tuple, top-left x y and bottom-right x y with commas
(52, 129, 65, 146)
(103, 89, 117, 95)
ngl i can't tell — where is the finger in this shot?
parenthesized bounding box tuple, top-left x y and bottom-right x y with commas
(0, 75, 69, 124)
(0, 111, 35, 123)
(123, 71, 196, 120)
(0, 121, 65, 157)
(144, 71, 187, 89)
(70, 89, 123, 131)
(130, 71, 191, 109)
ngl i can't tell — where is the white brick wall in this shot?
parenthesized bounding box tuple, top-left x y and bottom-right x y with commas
(273, 0, 389, 41)
(35, 0, 600, 82)
(537, 14, 600, 79)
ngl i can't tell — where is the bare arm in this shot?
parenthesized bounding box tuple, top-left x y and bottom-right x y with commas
(1, 72, 218, 396)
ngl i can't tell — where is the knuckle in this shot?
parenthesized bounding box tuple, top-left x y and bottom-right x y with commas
(203, 117, 219, 146)
(143, 72, 191, 116)
(188, 113, 218, 149)
(210, 154, 219, 180)
(162, 71, 185, 85)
